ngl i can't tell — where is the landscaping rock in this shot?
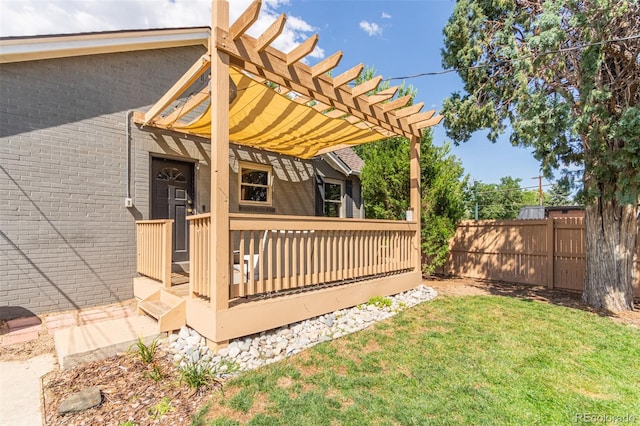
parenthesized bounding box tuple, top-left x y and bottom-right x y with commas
(162, 285, 437, 376)
(58, 386, 102, 414)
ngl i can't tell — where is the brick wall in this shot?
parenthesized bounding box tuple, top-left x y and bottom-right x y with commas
(0, 46, 206, 315)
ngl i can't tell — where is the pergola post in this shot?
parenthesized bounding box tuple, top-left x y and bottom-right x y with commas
(410, 135, 421, 273)
(210, 0, 230, 312)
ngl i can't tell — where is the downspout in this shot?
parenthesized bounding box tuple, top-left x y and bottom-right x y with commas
(125, 110, 134, 207)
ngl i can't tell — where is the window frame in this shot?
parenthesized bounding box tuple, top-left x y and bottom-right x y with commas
(238, 162, 273, 206)
(323, 178, 345, 218)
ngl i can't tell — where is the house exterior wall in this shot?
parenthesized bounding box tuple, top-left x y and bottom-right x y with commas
(0, 44, 365, 317)
(0, 45, 207, 316)
(229, 145, 316, 216)
(313, 156, 364, 219)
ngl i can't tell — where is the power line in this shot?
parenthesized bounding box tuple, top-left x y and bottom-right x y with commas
(385, 33, 640, 82)
(475, 183, 553, 196)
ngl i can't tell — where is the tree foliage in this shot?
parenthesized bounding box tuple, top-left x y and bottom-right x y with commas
(442, 0, 639, 310)
(356, 135, 467, 273)
(471, 177, 529, 219)
(546, 179, 574, 206)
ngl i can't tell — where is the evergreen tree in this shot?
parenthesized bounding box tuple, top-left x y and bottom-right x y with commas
(442, 0, 639, 310)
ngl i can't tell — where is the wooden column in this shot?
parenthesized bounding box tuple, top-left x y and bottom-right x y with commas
(410, 135, 421, 273)
(210, 0, 230, 311)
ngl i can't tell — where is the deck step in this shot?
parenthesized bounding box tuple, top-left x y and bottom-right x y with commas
(138, 290, 186, 333)
(139, 299, 173, 320)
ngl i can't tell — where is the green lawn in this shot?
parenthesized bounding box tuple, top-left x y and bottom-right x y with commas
(200, 296, 640, 425)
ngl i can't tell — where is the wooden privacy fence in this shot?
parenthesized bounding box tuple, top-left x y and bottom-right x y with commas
(136, 219, 173, 288)
(188, 213, 418, 299)
(446, 218, 640, 297)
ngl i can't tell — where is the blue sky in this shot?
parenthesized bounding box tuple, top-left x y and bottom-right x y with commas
(0, 0, 546, 186)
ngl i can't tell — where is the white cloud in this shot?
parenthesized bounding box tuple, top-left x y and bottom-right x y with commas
(381, 12, 392, 19)
(0, 0, 323, 62)
(359, 21, 382, 37)
(0, 0, 212, 37)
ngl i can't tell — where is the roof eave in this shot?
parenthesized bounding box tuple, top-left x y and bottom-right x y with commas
(323, 152, 355, 177)
(0, 27, 210, 64)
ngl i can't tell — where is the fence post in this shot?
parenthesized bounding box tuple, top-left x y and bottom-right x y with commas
(546, 218, 554, 289)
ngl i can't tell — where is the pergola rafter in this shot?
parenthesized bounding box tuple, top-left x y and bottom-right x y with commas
(138, 0, 443, 155)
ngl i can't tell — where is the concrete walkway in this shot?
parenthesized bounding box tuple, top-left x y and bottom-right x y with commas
(0, 300, 152, 425)
(0, 354, 55, 426)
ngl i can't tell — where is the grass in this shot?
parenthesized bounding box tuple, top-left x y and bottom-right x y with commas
(204, 295, 640, 425)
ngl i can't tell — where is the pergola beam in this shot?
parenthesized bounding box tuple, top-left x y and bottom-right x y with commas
(351, 75, 382, 98)
(287, 34, 318, 65)
(366, 86, 398, 106)
(311, 50, 343, 78)
(257, 13, 286, 52)
(405, 109, 435, 125)
(412, 115, 443, 131)
(333, 63, 363, 88)
(382, 94, 411, 113)
(392, 102, 423, 119)
(229, 0, 261, 40)
(143, 54, 210, 124)
(155, 89, 209, 126)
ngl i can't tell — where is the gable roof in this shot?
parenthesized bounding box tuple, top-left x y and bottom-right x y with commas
(333, 148, 364, 174)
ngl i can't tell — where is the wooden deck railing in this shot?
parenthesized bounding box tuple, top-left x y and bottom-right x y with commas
(188, 213, 211, 298)
(187, 213, 418, 299)
(136, 219, 173, 288)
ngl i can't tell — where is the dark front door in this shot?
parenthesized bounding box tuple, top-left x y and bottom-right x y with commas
(151, 158, 194, 263)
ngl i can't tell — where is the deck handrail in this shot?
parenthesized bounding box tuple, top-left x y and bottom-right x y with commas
(186, 213, 419, 301)
(136, 219, 173, 288)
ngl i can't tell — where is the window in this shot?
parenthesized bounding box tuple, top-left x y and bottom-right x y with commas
(323, 179, 344, 217)
(239, 162, 273, 205)
(156, 167, 186, 182)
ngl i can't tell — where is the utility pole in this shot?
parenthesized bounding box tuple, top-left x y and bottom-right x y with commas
(532, 175, 543, 206)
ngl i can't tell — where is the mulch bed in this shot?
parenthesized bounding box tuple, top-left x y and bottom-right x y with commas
(42, 347, 220, 425)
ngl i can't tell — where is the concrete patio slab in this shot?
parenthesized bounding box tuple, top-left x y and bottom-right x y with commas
(54, 316, 162, 369)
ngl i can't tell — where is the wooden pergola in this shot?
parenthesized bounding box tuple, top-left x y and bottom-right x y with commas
(134, 0, 443, 345)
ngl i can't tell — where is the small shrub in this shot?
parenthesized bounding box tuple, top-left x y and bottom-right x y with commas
(148, 397, 175, 419)
(179, 358, 215, 389)
(367, 296, 392, 308)
(144, 362, 163, 382)
(128, 337, 158, 364)
(178, 356, 239, 390)
(119, 422, 138, 426)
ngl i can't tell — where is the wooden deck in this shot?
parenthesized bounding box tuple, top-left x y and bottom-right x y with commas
(166, 284, 189, 299)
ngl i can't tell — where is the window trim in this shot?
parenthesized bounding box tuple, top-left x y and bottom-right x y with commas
(323, 178, 345, 218)
(238, 162, 273, 206)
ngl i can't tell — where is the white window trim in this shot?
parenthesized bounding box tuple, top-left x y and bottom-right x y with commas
(323, 178, 345, 218)
(238, 162, 273, 206)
